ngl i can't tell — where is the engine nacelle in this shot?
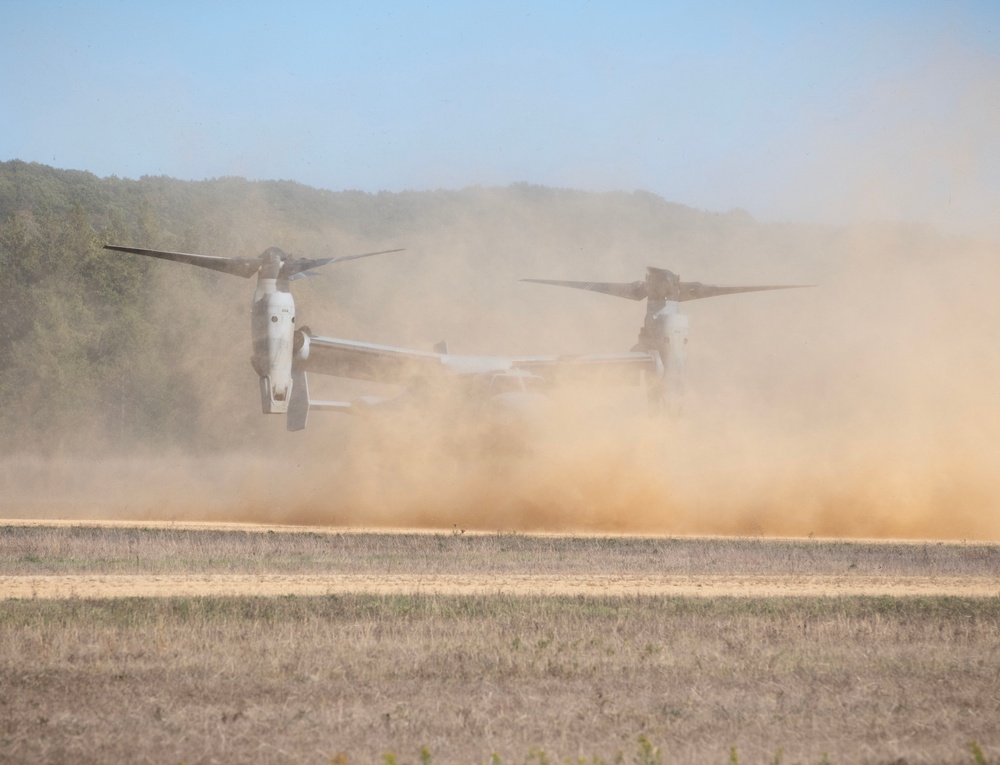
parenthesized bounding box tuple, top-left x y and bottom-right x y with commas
(251, 289, 296, 413)
(644, 303, 689, 415)
(662, 310, 689, 374)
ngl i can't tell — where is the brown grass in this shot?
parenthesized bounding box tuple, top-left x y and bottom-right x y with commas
(3, 595, 1000, 764)
(3, 523, 1000, 577)
(1, 525, 999, 764)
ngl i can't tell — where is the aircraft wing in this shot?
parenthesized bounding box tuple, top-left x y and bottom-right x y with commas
(299, 333, 556, 382)
(298, 332, 656, 387)
(513, 352, 656, 386)
(297, 335, 450, 385)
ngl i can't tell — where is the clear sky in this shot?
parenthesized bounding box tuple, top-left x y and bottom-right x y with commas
(2, 1, 999, 235)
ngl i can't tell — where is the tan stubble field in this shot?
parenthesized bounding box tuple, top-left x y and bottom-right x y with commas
(2, 520, 999, 764)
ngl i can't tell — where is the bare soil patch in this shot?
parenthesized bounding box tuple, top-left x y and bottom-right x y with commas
(3, 518, 1000, 599)
(4, 572, 1000, 600)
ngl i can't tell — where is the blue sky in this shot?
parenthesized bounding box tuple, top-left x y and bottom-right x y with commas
(2, 1, 999, 234)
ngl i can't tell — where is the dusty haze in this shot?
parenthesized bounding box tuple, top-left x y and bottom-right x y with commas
(2, 185, 999, 540)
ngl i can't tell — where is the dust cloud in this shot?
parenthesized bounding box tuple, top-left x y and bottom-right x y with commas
(3, 185, 999, 540)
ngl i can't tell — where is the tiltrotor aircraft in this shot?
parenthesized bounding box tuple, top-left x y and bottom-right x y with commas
(104, 244, 806, 431)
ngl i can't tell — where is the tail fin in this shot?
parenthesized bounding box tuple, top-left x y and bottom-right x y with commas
(287, 370, 311, 431)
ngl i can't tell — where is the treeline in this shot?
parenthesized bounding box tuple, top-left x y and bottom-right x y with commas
(0, 159, 806, 455)
(0, 168, 188, 453)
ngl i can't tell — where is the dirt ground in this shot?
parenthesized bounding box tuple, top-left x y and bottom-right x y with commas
(3, 572, 999, 599)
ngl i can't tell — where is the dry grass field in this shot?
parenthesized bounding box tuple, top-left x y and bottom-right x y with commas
(5, 522, 1000, 578)
(2, 523, 999, 764)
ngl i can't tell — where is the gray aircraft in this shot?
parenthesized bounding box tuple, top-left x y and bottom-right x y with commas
(104, 245, 807, 430)
(522, 268, 807, 412)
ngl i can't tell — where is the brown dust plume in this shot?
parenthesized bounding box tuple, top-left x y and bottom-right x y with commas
(3, 188, 999, 540)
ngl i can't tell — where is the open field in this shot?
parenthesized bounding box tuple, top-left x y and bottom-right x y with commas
(5, 520, 1000, 578)
(2, 522, 1000, 763)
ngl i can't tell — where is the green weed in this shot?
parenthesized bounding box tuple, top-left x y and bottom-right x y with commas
(970, 740, 987, 765)
(637, 736, 662, 765)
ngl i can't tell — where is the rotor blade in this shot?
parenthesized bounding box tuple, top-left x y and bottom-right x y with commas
(282, 248, 406, 277)
(521, 279, 648, 301)
(678, 282, 813, 301)
(103, 245, 261, 278)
